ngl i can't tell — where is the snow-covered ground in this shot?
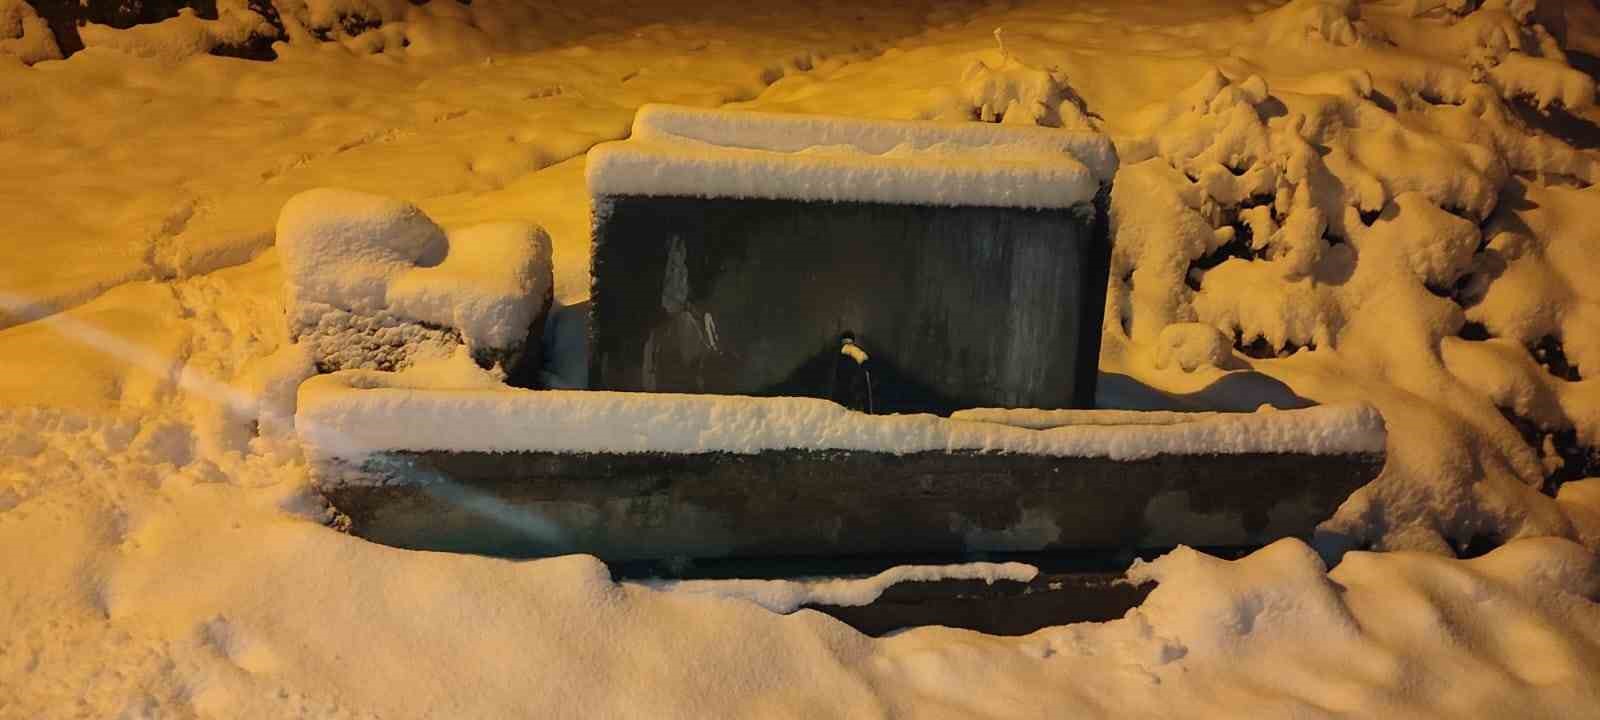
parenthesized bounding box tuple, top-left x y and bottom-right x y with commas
(4, 0, 1600, 717)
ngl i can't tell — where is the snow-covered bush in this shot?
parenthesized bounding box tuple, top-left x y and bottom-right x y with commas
(276, 187, 552, 380)
(957, 56, 1095, 129)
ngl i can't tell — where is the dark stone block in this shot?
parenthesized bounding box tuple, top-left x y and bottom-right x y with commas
(589, 192, 1110, 415)
(320, 447, 1382, 562)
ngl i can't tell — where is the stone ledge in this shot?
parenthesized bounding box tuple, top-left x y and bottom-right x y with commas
(317, 447, 1383, 561)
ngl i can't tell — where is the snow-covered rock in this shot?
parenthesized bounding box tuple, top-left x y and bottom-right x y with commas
(277, 187, 552, 378)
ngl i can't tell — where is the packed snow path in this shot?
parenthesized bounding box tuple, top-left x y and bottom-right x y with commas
(4, 0, 1600, 717)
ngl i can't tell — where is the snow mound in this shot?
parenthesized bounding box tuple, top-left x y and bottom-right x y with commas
(643, 562, 1039, 614)
(1110, 535, 1600, 715)
(277, 188, 552, 373)
(587, 104, 1114, 209)
(951, 407, 1238, 430)
(955, 52, 1099, 130)
(1487, 51, 1598, 112)
(6, 2, 1600, 713)
(1102, 32, 1600, 551)
(1127, 539, 1356, 659)
(294, 372, 1386, 466)
(0, 0, 61, 64)
(1356, 0, 1597, 112)
(1253, 0, 1369, 47)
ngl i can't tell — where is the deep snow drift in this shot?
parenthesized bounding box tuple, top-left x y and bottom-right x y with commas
(4, 0, 1600, 717)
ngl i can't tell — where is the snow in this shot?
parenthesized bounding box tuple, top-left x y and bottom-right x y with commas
(78, 1, 278, 63)
(0, 0, 59, 65)
(385, 221, 552, 350)
(641, 562, 1040, 615)
(1153, 322, 1234, 373)
(1560, 479, 1600, 550)
(587, 103, 1113, 209)
(624, 102, 1119, 182)
(1009, 0, 1600, 553)
(1107, 536, 1600, 716)
(278, 187, 552, 365)
(237, 342, 318, 442)
(295, 373, 1386, 466)
(0, 0, 920, 328)
(279, 188, 449, 317)
(1487, 50, 1598, 111)
(4, 0, 1600, 716)
(839, 339, 869, 365)
(952, 407, 1247, 430)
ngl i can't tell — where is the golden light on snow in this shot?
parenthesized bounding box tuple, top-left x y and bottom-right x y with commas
(2, 0, 1600, 715)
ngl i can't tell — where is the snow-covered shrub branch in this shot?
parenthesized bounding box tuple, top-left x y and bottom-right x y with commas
(1100, 0, 1598, 554)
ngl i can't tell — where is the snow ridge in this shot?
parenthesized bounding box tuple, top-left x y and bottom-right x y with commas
(295, 370, 1385, 466)
(587, 104, 1114, 209)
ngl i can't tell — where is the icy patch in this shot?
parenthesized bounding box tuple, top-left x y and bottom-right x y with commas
(587, 104, 1115, 209)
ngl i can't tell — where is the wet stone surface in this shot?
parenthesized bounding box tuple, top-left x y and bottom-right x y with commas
(588, 194, 1110, 415)
(319, 447, 1384, 562)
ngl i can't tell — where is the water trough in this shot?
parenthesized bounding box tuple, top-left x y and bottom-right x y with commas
(292, 104, 1388, 634)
